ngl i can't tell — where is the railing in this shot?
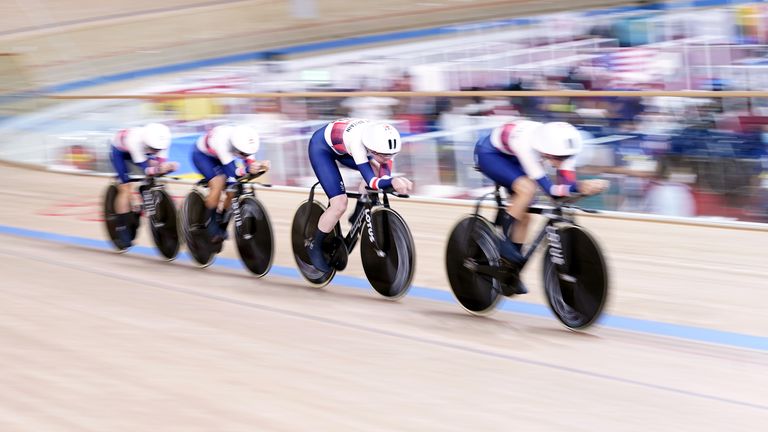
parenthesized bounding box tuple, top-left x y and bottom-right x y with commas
(0, 90, 766, 223)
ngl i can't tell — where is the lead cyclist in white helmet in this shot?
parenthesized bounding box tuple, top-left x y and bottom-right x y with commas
(305, 118, 413, 272)
(110, 122, 178, 249)
(192, 124, 271, 243)
(474, 120, 609, 294)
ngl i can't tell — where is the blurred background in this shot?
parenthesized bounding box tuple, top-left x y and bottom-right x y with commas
(1, 2, 767, 430)
(1, 0, 767, 222)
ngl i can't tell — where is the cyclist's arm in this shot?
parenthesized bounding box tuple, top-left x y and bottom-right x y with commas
(154, 148, 170, 164)
(556, 158, 579, 194)
(126, 139, 162, 176)
(127, 141, 149, 166)
(377, 159, 393, 177)
(358, 162, 392, 190)
(222, 160, 239, 181)
(234, 155, 260, 177)
(350, 137, 392, 190)
(535, 175, 577, 197)
(514, 142, 576, 197)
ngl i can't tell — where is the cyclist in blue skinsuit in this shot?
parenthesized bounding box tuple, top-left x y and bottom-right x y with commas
(474, 120, 609, 294)
(110, 122, 178, 249)
(306, 118, 414, 272)
(192, 124, 271, 243)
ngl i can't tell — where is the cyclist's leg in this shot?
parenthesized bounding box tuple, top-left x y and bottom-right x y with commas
(507, 177, 535, 246)
(307, 129, 347, 271)
(192, 148, 228, 242)
(219, 190, 236, 231)
(110, 147, 136, 247)
(476, 141, 532, 294)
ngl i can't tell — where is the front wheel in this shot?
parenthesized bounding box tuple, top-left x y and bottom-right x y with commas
(360, 207, 415, 300)
(542, 224, 609, 330)
(181, 190, 217, 268)
(148, 188, 181, 261)
(445, 215, 503, 315)
(234, 196, 274, 277)
(290, 200, 341, 287)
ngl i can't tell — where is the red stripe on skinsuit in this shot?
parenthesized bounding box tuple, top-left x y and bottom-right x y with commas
(330, 121, 348, 154)
(500, 123, 516, 153)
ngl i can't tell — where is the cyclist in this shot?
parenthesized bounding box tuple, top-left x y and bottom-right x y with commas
(306, 118, 413, 272)
(110, 122, 177, 249)
(474, 120, 609, 294)
(192, 124, 271, 243)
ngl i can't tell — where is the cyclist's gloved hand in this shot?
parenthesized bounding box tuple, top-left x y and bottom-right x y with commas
(392, 177, 413, 194)
(248, 160, 271, 175)
(578, 179, 609, 196)
(160, 162, 179, 174)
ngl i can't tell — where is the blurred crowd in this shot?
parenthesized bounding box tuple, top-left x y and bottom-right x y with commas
(41, 3, 768, 222)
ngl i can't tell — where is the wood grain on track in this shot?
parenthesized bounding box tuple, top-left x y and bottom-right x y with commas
(0, 164, 766, 430)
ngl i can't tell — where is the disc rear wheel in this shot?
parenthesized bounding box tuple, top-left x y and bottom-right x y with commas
(181, 190, 217, 268)
(445, 216, 503, 315)
(290, 200, 340, 287)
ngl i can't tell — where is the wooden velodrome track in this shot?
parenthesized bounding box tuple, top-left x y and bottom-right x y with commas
(0, 163, 766, 430)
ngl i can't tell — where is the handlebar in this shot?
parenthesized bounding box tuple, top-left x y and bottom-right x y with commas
(378, 186, 409, 199)
(241, 170, 267, 181)
(195, 170, 271, 189)
(124, 173, 179, 183)
(237, 170, 271, 187)
(349, 186, 409, 199)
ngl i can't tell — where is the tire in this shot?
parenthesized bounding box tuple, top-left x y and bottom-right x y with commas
(360, 207, 415, 300)
(103, 184, 121, 250)
(181, 190, 216, 268)
(234, 196, 274, 277)
(290, 200, 340, 287)
(445, 215, 503, 315)
(542, 224, 608, 330)
(149, 189, 181, 261)
(103, 183, 134, 253)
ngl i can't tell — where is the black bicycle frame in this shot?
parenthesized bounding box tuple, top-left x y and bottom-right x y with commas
(224, 182, 248, 230)
(304, 182, 389, 255)
(221, 172, 267, 230)
(465, 185, 578, 270)
(135, 176, 163, 219)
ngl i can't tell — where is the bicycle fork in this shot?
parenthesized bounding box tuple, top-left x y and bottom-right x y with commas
(139, 185, 164, 227)
(353, 196, 387, 258)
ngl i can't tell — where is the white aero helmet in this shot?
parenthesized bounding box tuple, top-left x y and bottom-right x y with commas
(229, 125, 260, 156)
(361, 121, 401, 155)
(142, 122, 172, 151)
(531, 122, 583, 158)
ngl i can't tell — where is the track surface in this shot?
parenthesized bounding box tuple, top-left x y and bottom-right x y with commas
(0, 164, 766, 430)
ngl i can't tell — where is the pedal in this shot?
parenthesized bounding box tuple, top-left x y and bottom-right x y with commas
(559, 273, 577, 283)
(463, 258, 479, 271)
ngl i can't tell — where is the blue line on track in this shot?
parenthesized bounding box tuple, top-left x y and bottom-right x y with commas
(1, 223, 766, 352)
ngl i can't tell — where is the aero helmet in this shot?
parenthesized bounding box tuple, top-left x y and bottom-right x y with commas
(531, 122, 583, 158)
(229, 125, 260, 156)
(142, 123, 172, 151)
(361, 122, 401, 155)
